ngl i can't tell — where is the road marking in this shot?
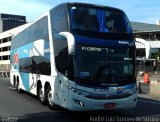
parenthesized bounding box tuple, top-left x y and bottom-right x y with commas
(138, 99, 160, 105)
(8, 87, 17, 90)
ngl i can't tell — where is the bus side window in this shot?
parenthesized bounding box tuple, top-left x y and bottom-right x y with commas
(51, 4, 69, 32)
(30, 22, 38, 42)
(38, 16, 49, 41)
(32, 56, 51, 75)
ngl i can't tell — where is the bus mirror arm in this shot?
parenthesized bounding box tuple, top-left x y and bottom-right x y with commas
(59, 32, 75, 55)
(54, 33, 66, 40)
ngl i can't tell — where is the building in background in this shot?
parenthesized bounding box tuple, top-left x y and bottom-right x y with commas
(131, 21, 160, 59)
(0, 13, 26, 33)
(131, 21, 160, 74)
(0, 13, 27, 77)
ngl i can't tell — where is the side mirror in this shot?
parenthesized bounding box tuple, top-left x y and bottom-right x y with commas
(59, 32, 75, 55)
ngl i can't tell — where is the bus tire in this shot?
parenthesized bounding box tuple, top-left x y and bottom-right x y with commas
(13, 76, 16, 86)
(46, 86, 57, 110)
(16, 78, 22, 93)
(38, 86, 47, 105)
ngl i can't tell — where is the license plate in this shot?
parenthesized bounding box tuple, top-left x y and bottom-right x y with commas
(104, 103, 116, 108)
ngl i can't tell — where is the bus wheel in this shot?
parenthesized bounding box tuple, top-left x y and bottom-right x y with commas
(47, 86, 57, 109)
(38, 87, 46, 105)
(16, 80, 22, 93)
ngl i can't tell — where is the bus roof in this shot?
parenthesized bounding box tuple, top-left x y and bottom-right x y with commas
(53, 2, 124, 12)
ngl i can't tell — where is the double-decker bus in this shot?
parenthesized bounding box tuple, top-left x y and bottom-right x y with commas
(10, 2, 137, 111)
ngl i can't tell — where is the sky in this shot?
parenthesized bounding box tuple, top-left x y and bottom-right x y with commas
(0, 0, 160, 24)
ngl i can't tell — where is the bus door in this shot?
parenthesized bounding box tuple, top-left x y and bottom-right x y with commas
(56, 36, 69, 107)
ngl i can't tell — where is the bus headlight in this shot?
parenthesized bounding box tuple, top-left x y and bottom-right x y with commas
(73, 99, 85, 107)
(132, 98, 137, 104)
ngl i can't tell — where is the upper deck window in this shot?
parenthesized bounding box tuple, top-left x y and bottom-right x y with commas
(70, 6, 132, 33)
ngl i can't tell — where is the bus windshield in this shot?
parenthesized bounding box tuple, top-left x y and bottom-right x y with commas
(73, 44, 135, 85)
(70, 6, 132, 33)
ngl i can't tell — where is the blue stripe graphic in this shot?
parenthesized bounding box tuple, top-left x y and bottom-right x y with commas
(74, 35, 133, 47)
(20, 73, 29, 91)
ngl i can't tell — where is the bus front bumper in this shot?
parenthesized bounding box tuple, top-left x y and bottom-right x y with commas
(68, 91, 137, 111)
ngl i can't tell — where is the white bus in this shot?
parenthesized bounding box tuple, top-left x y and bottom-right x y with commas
(10, 2, 137, 111)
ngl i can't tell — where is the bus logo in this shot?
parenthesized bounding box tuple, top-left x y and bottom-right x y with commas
(117, 87, 125, 94)
(118, 41, 129, 45)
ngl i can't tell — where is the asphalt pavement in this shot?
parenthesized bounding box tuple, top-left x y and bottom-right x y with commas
(0, 78, 160, 122)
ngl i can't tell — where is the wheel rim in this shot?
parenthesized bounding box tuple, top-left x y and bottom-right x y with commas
(39, 89, 45, 102)
(48, 90, 53, 106)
